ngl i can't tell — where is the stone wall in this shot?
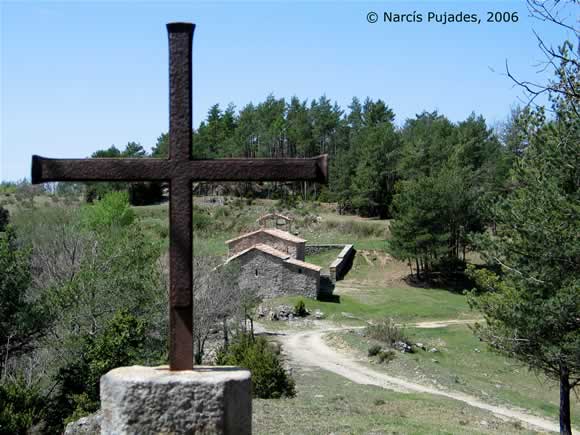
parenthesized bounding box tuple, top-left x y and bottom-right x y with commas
(329, 244, 355, 282)
(234, 250, 319, 299)
(295, 242, 305, 261)
(305, 243, 356, 283)
(304, 244, 346, 255)
(229, 233, 304, 260)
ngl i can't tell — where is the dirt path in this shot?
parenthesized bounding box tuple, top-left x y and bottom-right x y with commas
(410, 319, 483, 329)
(277, 327, 571, 434)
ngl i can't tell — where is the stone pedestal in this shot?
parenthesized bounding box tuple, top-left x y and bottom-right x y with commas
(100, 365, 252, 435)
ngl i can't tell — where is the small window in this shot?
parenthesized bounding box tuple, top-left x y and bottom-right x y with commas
(255, 269, 258, 277)
(298, 268, 303, 274)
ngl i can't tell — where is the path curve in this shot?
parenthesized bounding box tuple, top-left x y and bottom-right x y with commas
(278, 327, 571, 434)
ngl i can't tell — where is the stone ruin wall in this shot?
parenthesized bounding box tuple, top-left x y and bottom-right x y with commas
(329, 244, 355, 282)
(304, 244, 348, 255)
(304, 244, 357, 283)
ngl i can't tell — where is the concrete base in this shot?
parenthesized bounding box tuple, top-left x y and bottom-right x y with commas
(100, 365, 252, 435)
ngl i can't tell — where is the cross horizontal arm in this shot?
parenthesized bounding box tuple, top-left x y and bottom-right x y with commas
(31, 154, 328, 184)
(31, 155, 171, 183)
(188, 155, 328, 183)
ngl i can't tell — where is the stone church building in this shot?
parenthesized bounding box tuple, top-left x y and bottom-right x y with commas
(225, 229, 321, 299)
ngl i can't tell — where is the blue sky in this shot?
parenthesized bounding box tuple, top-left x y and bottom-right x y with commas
(0, 0, 573, 181)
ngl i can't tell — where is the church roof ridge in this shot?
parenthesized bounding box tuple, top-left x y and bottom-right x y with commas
(262, 228, 306, 243)
(224, 229, 262, 244)
(285, 258, 321, 272)
(224, 243, 320, 272)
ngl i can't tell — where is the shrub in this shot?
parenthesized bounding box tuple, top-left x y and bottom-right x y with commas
(378, 350, 396, 364)
(157, 224, 169, 239)
(0, 206, 9, 232)
(365, 318, 409, 346)
(0, 228, 45, 371)
(232, 198, 245, 208)
(216, 334, 295, 399)
(128, 182, 163, 206)
(276, 194, 299, 210)
(294, 299, 307, 317)
(80, 191, 135, 230)
(368, 344, 382, 357)
(0, 182, 16, 195)
(46, 310, 151, 432)
(0, 377, 45, 435)
(141, 217, 169, 240)
(212, 206, 230, 219)
(192, 211, 212, 231)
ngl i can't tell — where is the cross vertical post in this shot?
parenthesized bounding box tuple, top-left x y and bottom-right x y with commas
(167, 22, 195, 370)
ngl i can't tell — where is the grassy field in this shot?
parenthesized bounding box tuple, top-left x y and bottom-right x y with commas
(305, 248, 342, 273)
(331, 325, 580, 425)
(270, 286, 472, 325)
(253, 366, 535, 434)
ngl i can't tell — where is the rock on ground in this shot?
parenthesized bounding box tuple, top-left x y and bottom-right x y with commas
(64, 411, 102, 434)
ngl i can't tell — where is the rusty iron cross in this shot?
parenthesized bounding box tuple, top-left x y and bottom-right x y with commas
(31, 22, 328, 370)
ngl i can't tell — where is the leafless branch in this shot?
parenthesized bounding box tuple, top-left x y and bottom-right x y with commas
(492, 256, 546, 284)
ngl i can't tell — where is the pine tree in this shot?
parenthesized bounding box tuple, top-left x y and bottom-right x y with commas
(468, 106, 579, 434)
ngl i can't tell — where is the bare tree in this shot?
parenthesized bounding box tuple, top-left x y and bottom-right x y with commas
(9, 206, 165, 374)
(192, 257, 241, 364)
(507, 0, 579, 115)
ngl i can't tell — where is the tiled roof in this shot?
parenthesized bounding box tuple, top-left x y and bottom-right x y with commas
(286, 258, 321, 272)
(253, 244, 291, 259)
(225, 244, 320, 272)
(224, 244, 289, 263)
(262, 228, 306, 243)
(225, 228, 306, 245)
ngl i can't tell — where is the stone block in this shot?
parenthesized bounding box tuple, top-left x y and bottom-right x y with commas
(100, 365, 251, 435)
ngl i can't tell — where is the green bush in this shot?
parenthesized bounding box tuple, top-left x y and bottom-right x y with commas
(216, 334, 295, 399)
(212, 206, 230, 219)
(128, 182, 163, 206)
(192, 211, 212, 231)
(232, 198, 245, 208)
(378, 349, 396, 364)
(0, 377, 45, 435)
(368, 344, 382, 357)
(365, 318, 408, 346)
(0, 206, 9, 232)
(294, 299, 307, 317)
(0, 228, 46, 371)
(276, 194, 299, 210)
(0, 182, 16, 195)
(80, 191, 135, 230)
(140, 217, 169, 240)
(45, 310, 152, 432)
(157, 224, 169, 239)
